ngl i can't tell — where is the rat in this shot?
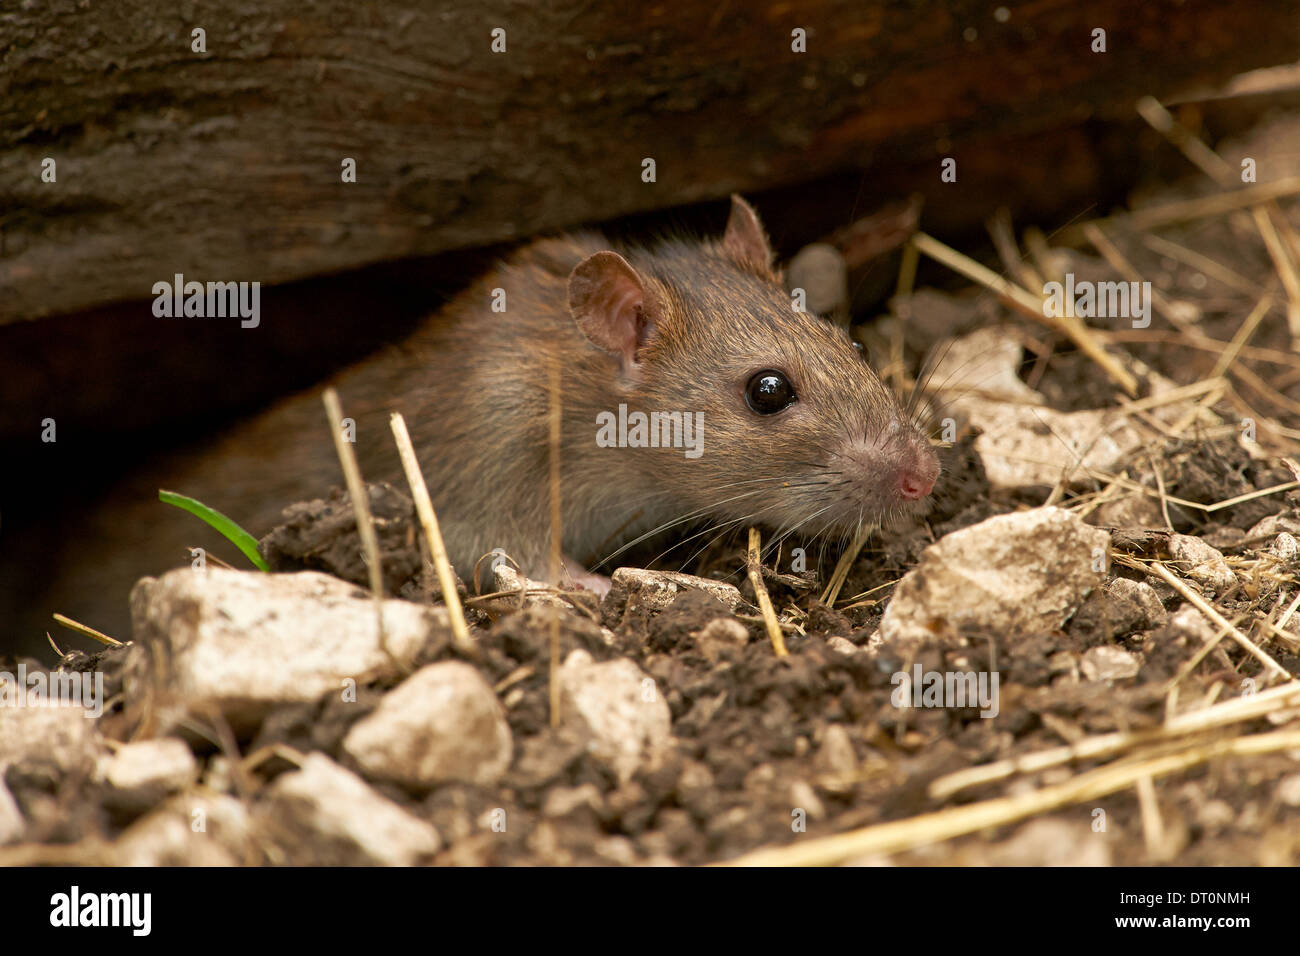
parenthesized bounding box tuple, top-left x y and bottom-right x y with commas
(23, 195, 940, 639)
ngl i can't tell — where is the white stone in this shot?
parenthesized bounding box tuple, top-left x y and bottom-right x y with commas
(127, 568, 451, 731)
(0, 782, 24, 845)
(787, 243, 849, 322)
(928, 326, 1046, 405)
(342, 661, 513, 788)
(960, 400, 1149, 489)
(1080, 645, 1140, 681)
(611, 568, 742, 615)
(826, 636, 863, 656)
(988, 818, 1111, 866)
(1167, 606, 1218, 645)
(1270, 532, 1298, 561)
(933, 328, 1195, 491)
(1275, 774, 1300, 808)
(879, 507, 1110, 647)
(558, 650, 673, 784)
(0, 703, 101, 776)
(98, 739, 198, 806)
(1105, 578, 1167, 628)
(542, 783, 603, 818)
(1247, 514, 1300, 539)
(816, 724, 858, 777)
(259, 753, 440, 865)
(1168, 535, 1235, 593)
(491, 565, 579, 611)
(790, 781, 826, 820)
(114, 793, 254, 866)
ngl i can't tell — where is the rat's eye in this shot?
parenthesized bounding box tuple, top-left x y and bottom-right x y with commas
(745, 370, 796, 414)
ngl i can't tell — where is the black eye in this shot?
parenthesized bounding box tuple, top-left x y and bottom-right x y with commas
(745, 370, 796, 414)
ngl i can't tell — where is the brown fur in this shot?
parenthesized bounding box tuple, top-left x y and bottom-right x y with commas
(27, 197, 938, 640)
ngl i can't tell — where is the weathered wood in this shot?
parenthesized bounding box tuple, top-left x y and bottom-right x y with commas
(2, 0, 1296, 322)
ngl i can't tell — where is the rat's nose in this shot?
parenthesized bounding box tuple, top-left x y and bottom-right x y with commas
(897, 467, 935, 500)
(894, 440, 939, 501)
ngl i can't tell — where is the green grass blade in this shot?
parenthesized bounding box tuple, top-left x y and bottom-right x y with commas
(158, 489, 270, 571)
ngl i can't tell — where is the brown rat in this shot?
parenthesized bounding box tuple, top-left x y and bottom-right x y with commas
(22, 195, 939, 637)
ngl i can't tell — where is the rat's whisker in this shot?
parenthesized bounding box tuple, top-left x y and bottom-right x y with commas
(596, 476, 835, 568)
(596, 487, 773, 566)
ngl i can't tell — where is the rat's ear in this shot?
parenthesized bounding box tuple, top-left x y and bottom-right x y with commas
(568, 251, 658, 370)
(722, 194, 776, 275)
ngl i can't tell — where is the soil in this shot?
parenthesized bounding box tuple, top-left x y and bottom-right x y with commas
(238, 433, 1294, 866)
(11, 116, 1300, 866)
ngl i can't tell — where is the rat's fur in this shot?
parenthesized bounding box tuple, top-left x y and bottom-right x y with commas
(27, 197, 938, 636)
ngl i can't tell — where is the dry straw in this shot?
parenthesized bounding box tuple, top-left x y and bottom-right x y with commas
(389, 412, 474, 655)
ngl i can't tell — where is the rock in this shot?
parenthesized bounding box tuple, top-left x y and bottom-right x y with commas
(1166, 606, 1219, 645)
(0, 703, 101, 777)
(1105, 578, 1167, 629)
(790, 780, 826, 820)
(542, 783, 604, 818)
(987, 817, 1111, 866)
(558, 650, 673, 784)
(1086, 493, 1167, 531)
(879, 507, 1110, 648)
(1071, 588, 1139, 640)
(610, 568, 743, 617)
(743, 763, 777, 791)
(695, 618, 749, 643)
(677, 760, 715, 795)
(1168, 535, 1235, 593)
(786, 243, 849, 324)
(1080, 645, 1140, 682)
(0, 782, 24, 845)
(826, 636, 864, 656)
(694, 617, 750, 662)
(1196, 799, 1236, 833)
(490, 564, 581, 611)
(127, 568, 451, 733)
(258, 753, 440, 865)
(342, 661, 512, 788)
(930, 331, 1194, 491)
(1048, 650, 1080, 681)
(928, 326, 1046, 405)
(1270, 532, 1298, 561)
(962, 401, 1151, 490)
(97, 739, 198, 812)
(114, 793, 254, 866)
(594, 835, 642, 865)
(1275, 774, 1300, 808)
(1247, 514, 1300, 539)
(815, 724, 859, 777)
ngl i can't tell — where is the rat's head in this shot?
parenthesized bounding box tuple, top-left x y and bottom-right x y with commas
(568, 195, 939, 542)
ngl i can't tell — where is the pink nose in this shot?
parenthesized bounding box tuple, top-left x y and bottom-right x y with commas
(897, 468, 935, 500)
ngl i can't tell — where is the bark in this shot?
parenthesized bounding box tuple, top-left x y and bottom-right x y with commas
(2, 0, 1296, 322)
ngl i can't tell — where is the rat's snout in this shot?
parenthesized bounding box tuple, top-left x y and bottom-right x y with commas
(830, 417, 940, 519)
(886, 417, 940, 506)
(895, 447, 939, 501)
